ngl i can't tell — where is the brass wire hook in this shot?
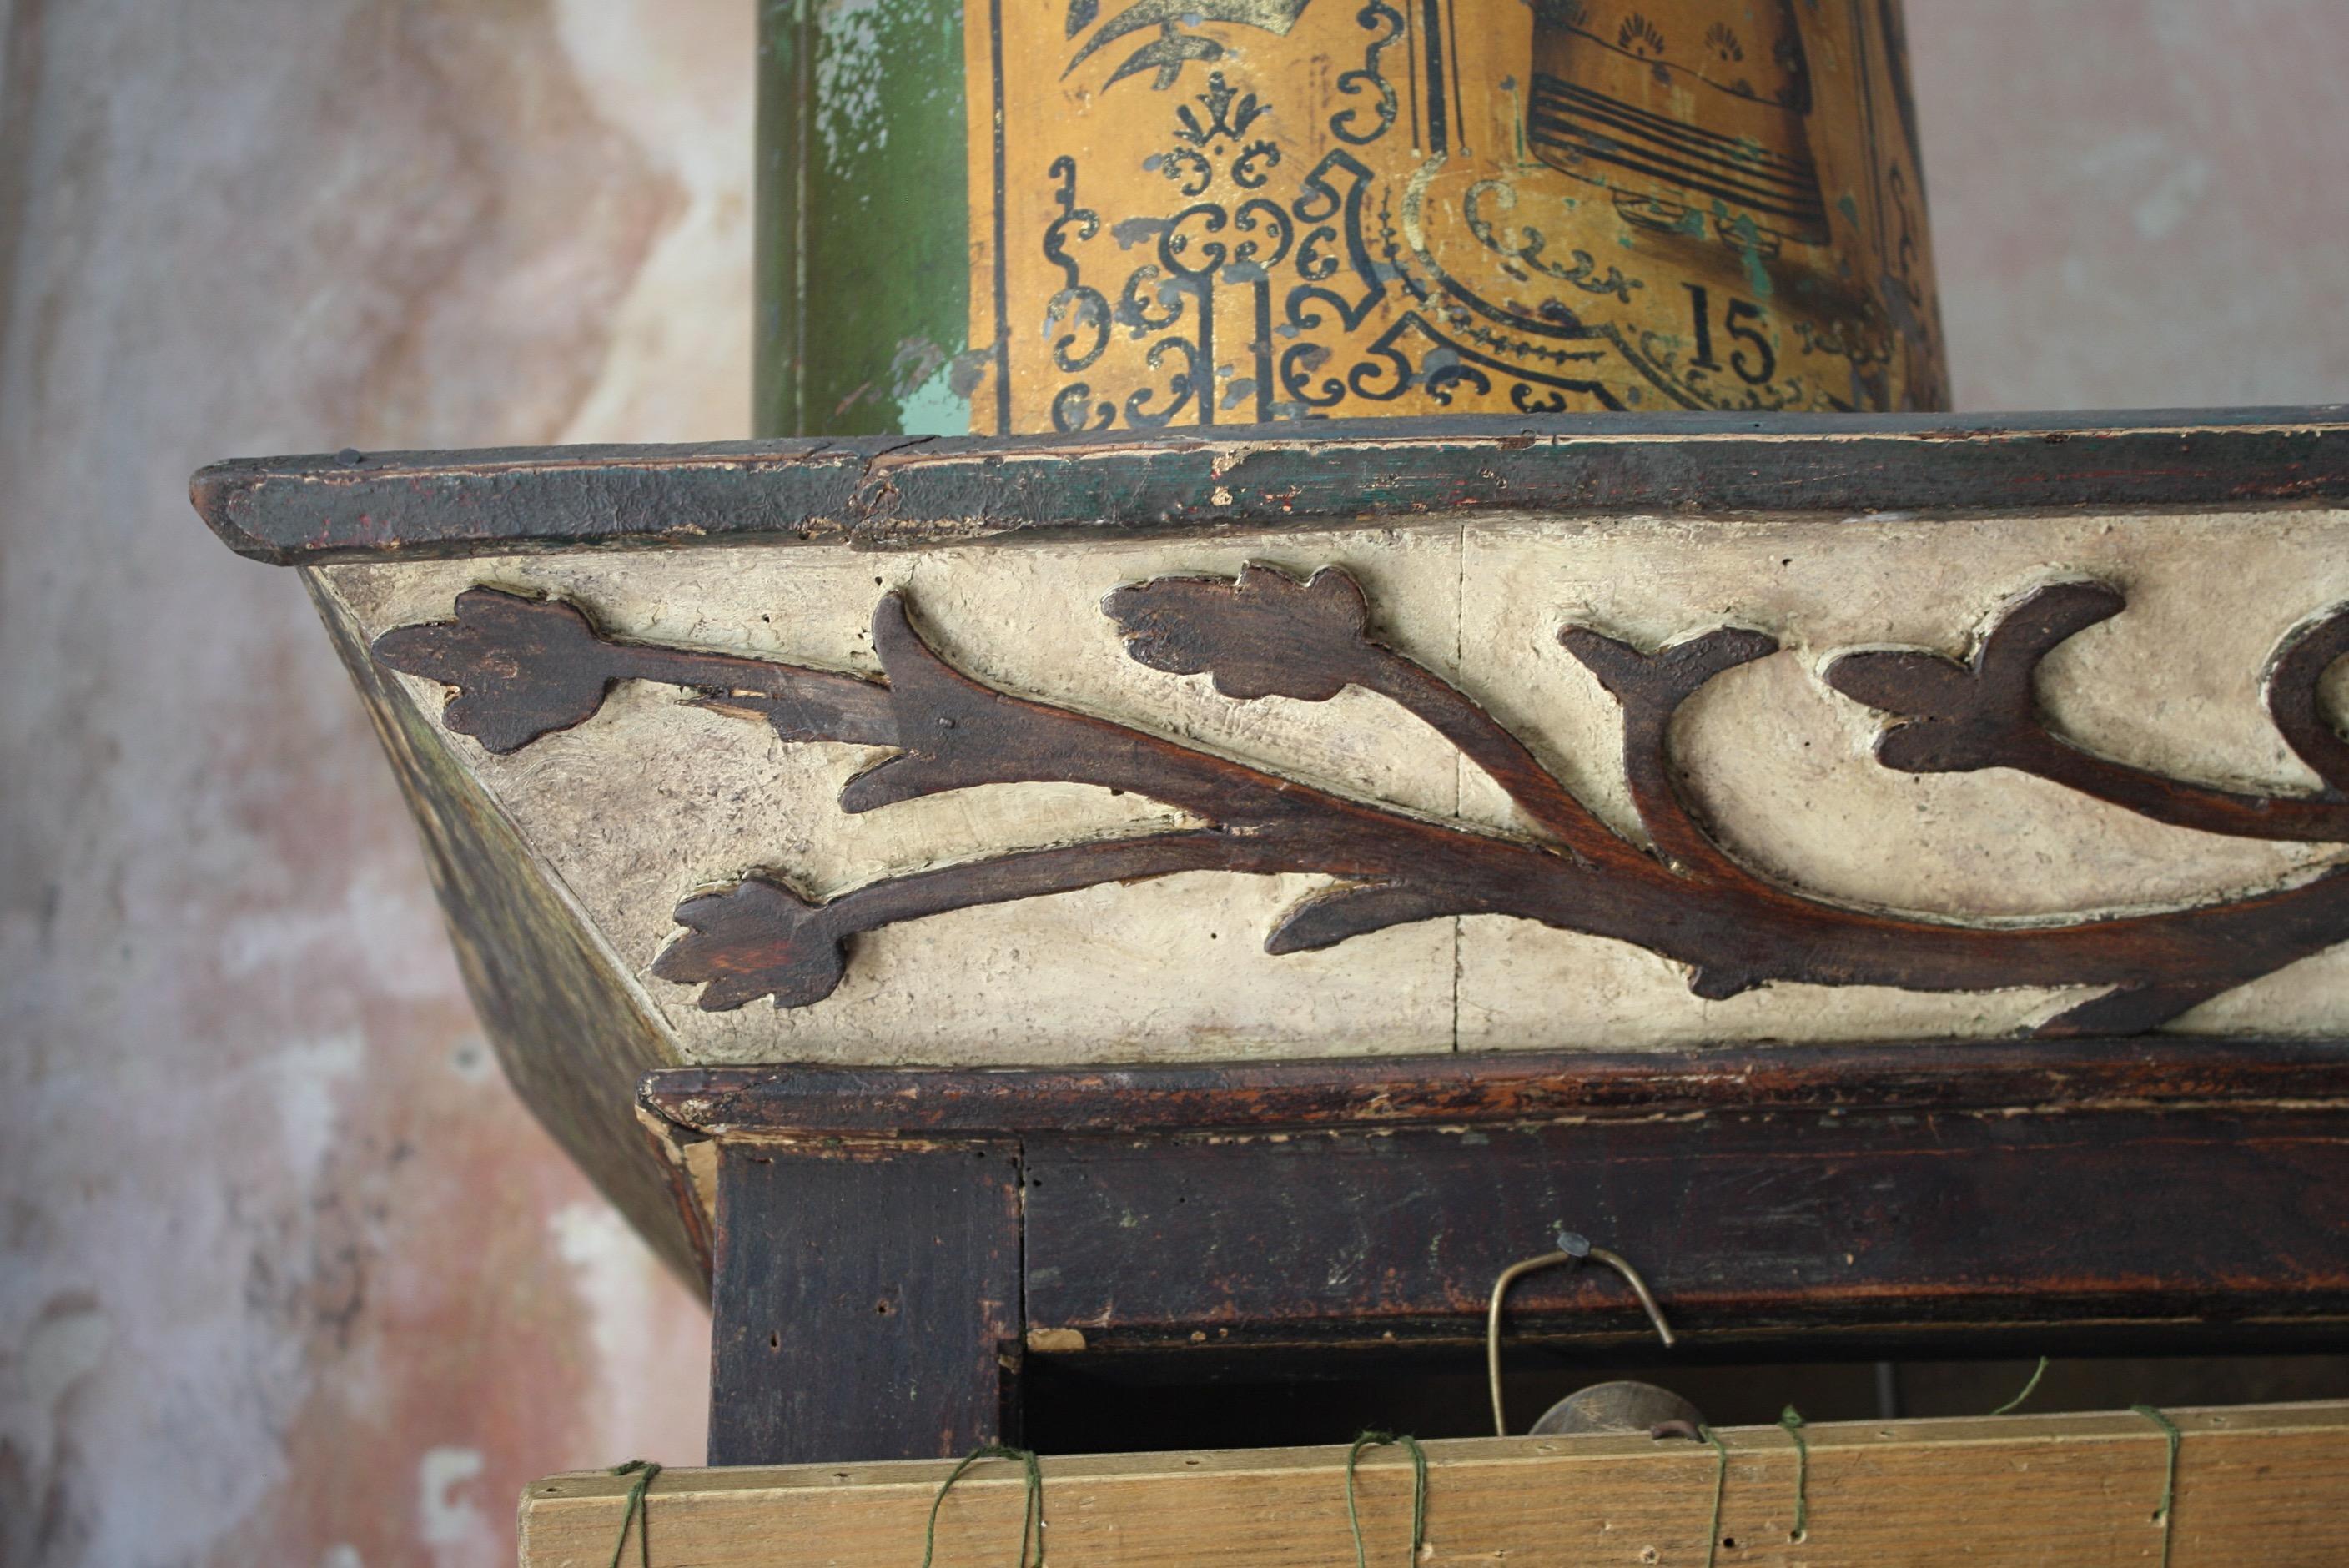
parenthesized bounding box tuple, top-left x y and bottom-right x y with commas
(1486, 1230, 1677, 1436)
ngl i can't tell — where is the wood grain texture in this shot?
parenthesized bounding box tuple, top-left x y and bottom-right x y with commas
(1016, 1105, 2349, 1354)
(519, 1402, 2349, 1567)
(641, 1036, 2349, 1136)
(651, 1041, 2349, 1360)
(191, 409, 2349, 565)
(708, 1139, 1024, 1465)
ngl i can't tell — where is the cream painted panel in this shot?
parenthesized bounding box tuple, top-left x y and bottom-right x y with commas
(324, 505, 2349, 1063)
(1455, 507, 2349, 1046)
(321, 528, 1466, 1063)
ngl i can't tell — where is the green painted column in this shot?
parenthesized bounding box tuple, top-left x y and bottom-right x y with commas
(755, 0, 973, 439)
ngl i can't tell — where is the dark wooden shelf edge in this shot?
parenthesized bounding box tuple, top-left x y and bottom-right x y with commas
(1032, 1313, 2349, 1365)
(640, 1036, 2349, 1137)
(684, 1046, 2349, 1462)
(194, 406, 2349, 565)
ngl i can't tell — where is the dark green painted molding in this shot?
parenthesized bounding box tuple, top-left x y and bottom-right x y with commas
(193, 407, 2349, 565)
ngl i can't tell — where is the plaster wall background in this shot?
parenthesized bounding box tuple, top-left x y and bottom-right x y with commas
(0, 2, 2343, 1565)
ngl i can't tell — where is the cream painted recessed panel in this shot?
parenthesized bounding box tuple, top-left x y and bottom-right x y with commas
(322, 504, 2349, 1063)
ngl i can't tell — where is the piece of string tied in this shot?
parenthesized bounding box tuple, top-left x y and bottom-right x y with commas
(922, 1444, 1045, 1568)
(1776, 1406, 1808, 1541)
(1989, 1356, 2050, 1416)
(1345, 1431, 1428, 1568)
(1647, 1420, 1729, 1568)
(1698, 1425, 1729, 1568)
(605, 1460, 661, 1568)
(2133, 1405, 2182, 1568)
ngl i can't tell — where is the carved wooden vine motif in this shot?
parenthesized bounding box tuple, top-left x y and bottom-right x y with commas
(370, 565, 2349, 1038)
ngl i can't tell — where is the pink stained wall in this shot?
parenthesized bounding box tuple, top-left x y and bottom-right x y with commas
(0, 2, 2345, 1565)
(0, 2, 738, 1564)
(1914, 0, 2349, 410)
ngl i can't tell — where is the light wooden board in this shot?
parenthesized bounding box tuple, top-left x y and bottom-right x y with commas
(520, 1401, 2349, 1566)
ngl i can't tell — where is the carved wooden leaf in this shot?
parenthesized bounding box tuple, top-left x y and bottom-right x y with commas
(370, 587, 614, 755)
(1824, 580, 2123, 775)
(1822, 649, 2004, 772)
(1562, 625, 1779, 704)
(1101, 562, 1375, 701)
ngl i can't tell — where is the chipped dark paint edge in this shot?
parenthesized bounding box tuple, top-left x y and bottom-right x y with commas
(192, 408, 2349, 565)
(640, 1035, 2349, 1137)
(666, 1038, 2349, 1403)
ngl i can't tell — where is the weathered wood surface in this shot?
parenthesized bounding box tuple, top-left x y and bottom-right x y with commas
(520, 1402, 2349, 1567)
(194, 415, 2349, 1287)
(192, 409, 2349, 565)
(306, 580, 701, 1286)
(1014, 1103, 2349, 1355)
(651, 1040, 2349, 1401)
(641, 1035, 2349, 1135)
(708, 1139, 1024, 1466)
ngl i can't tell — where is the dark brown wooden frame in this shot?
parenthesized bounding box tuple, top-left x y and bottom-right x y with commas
(641, 1037, 2349, 1465)
(191, 409, 2349, 1465)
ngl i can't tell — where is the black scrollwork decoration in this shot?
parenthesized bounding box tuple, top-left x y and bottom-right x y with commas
(1462, 178, 1642, 304)
(1124, 336, 1200, 426)
(1346, 317, 1419, 401)
(1044, 157, 1116, 430)
(1233, 138, 1282, 188)
(1117, 263, 1186, 336)
(1330, 1, 1402, 145)
(1158, 146, 1214, 196)
(1426, 360, 1491, 405)
(1231, 198, 1295, 270)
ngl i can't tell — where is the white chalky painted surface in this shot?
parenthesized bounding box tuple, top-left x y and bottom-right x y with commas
(325, 505, 2349, 1063)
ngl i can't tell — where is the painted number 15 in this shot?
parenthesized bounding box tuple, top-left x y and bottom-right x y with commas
(1683, 284, 1776, 386)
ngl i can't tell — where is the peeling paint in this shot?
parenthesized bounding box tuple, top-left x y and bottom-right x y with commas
(898, 354, 971, 436)
(416, 1447, 488, 1551)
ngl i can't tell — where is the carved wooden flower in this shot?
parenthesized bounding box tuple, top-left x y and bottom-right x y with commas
(1101, 563, 1376, 701)
(651, 877, 847, 1011)
(370, 587, 615, 755)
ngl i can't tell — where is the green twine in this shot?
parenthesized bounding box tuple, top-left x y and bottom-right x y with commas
(1345, 1432, 1428, 1568)
(605, 1460, 661, 1568)
(1990, 1356, 2050, 1416)
(1777, 1406, 1808, 1540)
(2133, 1405, 2182, 1568)
(921, 1444, 1045, 1568)
(1697, 1425, 1729, 1568)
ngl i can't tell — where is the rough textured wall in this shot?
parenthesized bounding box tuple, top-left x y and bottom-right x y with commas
(0, 2, 740, 1564)
(0, 3, 2344, 1566)
(1912, 0, 2349, 410)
